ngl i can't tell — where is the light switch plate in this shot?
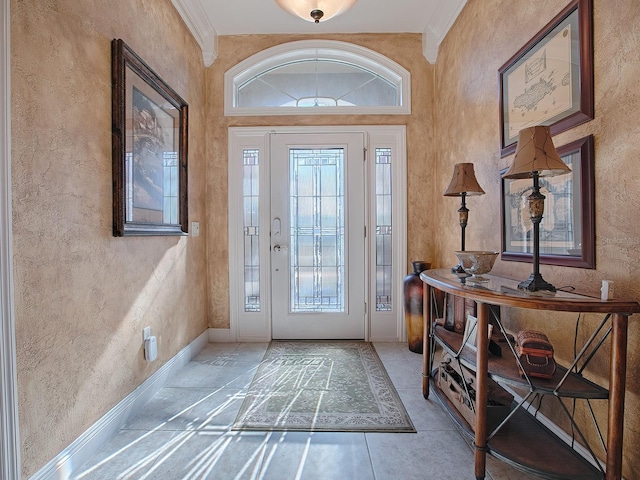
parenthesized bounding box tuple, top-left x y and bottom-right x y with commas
(191, 222, 200, 237)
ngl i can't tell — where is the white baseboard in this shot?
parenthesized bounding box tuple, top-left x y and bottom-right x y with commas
(369, 335, 403, 343)
(208, 328, 234, 342)
(208, 326, 403, 344)
(30, 330, 209, 480)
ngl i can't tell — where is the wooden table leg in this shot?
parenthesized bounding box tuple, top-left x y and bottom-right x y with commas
(474, 302, 489, 480)
(422, 284, 432, 399)
(606, 313, 628, 480)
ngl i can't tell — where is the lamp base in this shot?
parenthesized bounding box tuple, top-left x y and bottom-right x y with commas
(517, 273, 557, 292)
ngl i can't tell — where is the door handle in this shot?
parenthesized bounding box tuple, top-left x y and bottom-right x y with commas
(272, 217, 281, 237)
(273, 245, 287, 252)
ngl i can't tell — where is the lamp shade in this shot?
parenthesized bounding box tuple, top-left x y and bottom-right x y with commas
(502, 126, 571, 179)
(274, 0, 358, 23)
(443, 163, 485, 196)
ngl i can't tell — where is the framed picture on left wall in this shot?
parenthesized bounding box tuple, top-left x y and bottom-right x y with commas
(111, 39, 189, 236)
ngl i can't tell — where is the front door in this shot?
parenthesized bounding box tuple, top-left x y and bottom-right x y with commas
(270, 133, 366, 339)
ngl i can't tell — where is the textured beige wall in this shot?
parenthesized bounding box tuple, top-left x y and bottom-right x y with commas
(433, 0, 640, 477)
(206, 33, 436, 328)
(11, 0, 640, 476)
(11, 0, 208, 476)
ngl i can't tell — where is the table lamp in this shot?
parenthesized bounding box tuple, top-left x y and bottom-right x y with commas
(444, 163, 485, 273)
(502, 126, 571, 292)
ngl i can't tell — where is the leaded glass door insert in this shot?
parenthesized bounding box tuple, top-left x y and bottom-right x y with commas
(289, 148, 345, 313)
(375, 148, 392, 312)
(271, 133, 365, 339)
(243, 149, 260, 312)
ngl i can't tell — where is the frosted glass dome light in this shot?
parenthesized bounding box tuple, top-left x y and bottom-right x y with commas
(274, 0, 358, 23)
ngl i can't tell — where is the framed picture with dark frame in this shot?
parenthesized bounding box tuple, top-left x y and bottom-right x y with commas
(501, 135, 595, 269)
(111, 39, 188, 236)
(498, 0, 593, 157)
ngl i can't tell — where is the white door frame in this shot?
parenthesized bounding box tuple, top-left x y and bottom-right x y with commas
(1, 0, 22, 478)
(228, 125, 407, 343)
(270, 132, 366, 340)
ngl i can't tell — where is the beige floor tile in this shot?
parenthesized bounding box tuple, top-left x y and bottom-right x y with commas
(72, 342, 558, 480)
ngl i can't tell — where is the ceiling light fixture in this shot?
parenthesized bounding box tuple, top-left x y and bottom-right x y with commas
(274, 0, 358, 24)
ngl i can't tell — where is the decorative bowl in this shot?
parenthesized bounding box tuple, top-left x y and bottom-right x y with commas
(454, 251, 499, 282)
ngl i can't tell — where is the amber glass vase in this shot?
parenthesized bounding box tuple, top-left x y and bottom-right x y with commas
(403, 261, 431, 353)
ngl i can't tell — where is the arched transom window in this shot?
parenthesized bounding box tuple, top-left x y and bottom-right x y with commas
(224, 40, 411, 116)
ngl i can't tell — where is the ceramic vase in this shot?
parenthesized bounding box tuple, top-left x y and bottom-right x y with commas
(403, 260, 431, 353)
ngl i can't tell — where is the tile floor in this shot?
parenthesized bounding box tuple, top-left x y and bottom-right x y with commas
(72, 342, 538, 480)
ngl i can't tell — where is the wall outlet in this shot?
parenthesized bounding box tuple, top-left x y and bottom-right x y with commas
(143, 326, 151, 341)
(144, 336, 158, 362)
(191, 221, 200, 237)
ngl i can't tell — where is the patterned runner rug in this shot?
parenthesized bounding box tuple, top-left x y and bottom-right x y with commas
(232, 341, 415, 432)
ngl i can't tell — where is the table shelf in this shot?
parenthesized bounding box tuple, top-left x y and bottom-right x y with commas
(434, 325, 608, 399)
(420, 269, 640, 480)
(430, 374, 603, 479)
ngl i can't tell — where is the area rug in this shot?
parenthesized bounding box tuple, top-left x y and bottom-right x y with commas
(232, 341, 415, 432)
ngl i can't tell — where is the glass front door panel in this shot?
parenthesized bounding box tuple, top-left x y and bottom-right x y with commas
(375, 148, 392, 312)
(243, 149, 260, 312)
(289, 148, 345, 313)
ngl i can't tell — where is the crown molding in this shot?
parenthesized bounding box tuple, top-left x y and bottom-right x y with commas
(173, 0, 466, 67)
(422, 0, 467, 64)
(172, 0, 218, 66)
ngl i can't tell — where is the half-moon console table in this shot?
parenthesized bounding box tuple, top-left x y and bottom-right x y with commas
(420, 269, 640, 480)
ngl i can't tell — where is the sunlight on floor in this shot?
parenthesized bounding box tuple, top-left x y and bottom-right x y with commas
(71, 342, 537, 480)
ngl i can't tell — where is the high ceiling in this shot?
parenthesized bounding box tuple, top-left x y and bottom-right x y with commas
(171, 0, 467, 65)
